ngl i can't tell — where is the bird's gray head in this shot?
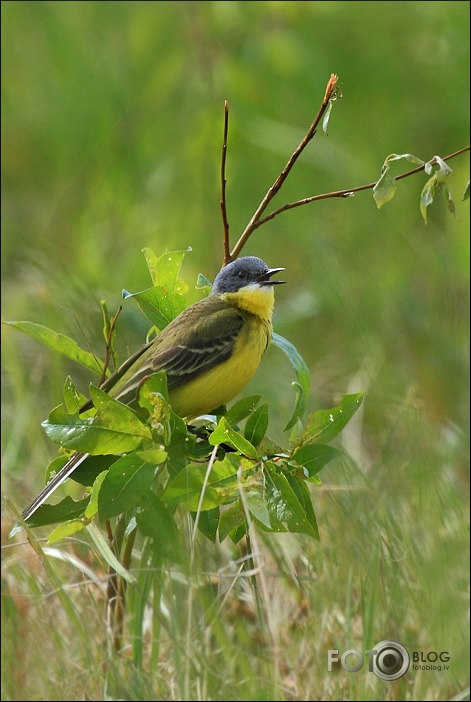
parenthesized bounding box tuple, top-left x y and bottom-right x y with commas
(211, 256, 285, 294)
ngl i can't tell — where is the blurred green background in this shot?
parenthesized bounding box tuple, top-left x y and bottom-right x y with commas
(2, 2, 469, 700)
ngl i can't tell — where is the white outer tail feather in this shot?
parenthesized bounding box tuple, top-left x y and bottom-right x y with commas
(22, 452, 90, 521)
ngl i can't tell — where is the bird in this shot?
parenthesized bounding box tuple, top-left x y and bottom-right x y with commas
(22, 256, 285, 521)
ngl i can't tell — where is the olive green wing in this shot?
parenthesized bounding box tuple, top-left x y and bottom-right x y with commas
(78, 341, 154, 412)
(112, 303, 245, 405)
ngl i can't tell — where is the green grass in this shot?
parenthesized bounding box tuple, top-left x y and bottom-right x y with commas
(2, 417, 468, 700)
(2, 1, 469, 700)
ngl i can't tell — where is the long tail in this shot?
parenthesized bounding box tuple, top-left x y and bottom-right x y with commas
(22, 452, 90, 522)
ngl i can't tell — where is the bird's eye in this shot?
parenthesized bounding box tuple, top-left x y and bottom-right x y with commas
(238, 271, 245, 279)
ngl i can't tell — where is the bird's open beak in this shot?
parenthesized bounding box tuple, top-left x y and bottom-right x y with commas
(257, 267, 286, 286)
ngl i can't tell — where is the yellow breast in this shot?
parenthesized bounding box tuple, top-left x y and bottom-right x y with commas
(169, 290, 273, 420)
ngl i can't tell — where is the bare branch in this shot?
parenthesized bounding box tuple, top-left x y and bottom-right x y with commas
(230, 74, 339, 259)
(250, 145, 470, 229)
(226, 69, 468, 257)
(220, 101, 231, 266)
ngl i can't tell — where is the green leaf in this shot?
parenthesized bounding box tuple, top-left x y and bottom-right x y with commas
(430, 155, 452, 180)
(196, 273, 212, 295)
(136, 448, 168, 464)
(192, 506, 219, 543)
(225, 395, 261, 425)
(4, 321, 106, 376)
(373, 165, 396, 209)
(89, 384, 153, 442)
(166, 421, 190, 477)
(98, 455, 158, 521)
(264, 464, 318, 538)
(84, 470, 108, 519)
(209, 417, 258, 459)
(291, 443, 342, 480)
(47, 519, 85, 544)
(139, 371, 169, 404)
(138, 372, 171, 434)
(383, 153, 425, 166)
(229, 523, 248, 544)
(42, 391, 151, 455)
(100, 299, 113, 344)
(44, 454, 70, 486)
(142, 247, 190, 295)
(256, 435, 286, 459)
(421, 156, 454, 223)
(218, 498, 246, 542)
(186, 434, 212, 460)
(462, 180, 470, 201)
(298, 393, 364, 446)
(86, 523, 136, 585)
(279, 467, 319, 540)
(288, 418, 304, 446)
(442, 184, 456, 218)
(100, 300, 119, 370)
(322, 99, 333, 134)
(22, 497, 90, 528)
(136, 491, 182, 563)
(373, 154, 425, 210)
(169, 410, 190, 440)
(66, 454, 119, 487)
(420, 173, 438, 223)
(162, 454, 244, 510)
(123, 285, 187, 330)
(271, 333, 310, 431)
(245, 490, 271, 529)
(63, 376, 89, 414)
(244, 402, 269, 447)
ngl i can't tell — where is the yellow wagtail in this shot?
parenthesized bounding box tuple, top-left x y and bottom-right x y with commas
(22, 256, 285, 520)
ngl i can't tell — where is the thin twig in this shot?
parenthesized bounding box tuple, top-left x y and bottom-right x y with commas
(113, 526, 137, 652)
(220, 101, 231, 266)
(98, 305, 122, 387)
(251, 145, 470, 229)
(230, 74, 339, 259)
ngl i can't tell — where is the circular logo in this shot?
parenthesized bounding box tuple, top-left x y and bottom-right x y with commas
(371, 640, 410, 681)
